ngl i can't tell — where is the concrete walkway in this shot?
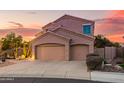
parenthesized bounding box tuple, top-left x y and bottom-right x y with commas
(0, 60, 90, 80)
(91, 71, 124, 83)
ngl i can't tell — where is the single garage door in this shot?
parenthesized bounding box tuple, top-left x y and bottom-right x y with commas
(70, 45, 89, 60)
(36, 44, 65, 61)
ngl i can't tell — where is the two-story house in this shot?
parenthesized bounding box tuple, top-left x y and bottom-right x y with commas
(31, 15, 95, 61)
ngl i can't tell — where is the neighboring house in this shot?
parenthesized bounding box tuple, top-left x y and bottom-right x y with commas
(31, 15, 95, 61)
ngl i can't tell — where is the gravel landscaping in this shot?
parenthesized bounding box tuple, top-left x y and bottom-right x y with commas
(100, 64, 124, 73)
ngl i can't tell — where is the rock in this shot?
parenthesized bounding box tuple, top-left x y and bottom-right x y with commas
(114, 65, 123, 71)
(103, 64, 124, 72)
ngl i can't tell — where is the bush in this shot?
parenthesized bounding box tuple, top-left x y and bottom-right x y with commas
(119, 64, 124, 69)
(86, 53, 103, 70)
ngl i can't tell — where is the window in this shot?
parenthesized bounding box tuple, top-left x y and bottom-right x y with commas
(83, 24, 92, 35)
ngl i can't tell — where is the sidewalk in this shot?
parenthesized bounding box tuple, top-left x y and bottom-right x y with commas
(91, 71, 124, 83)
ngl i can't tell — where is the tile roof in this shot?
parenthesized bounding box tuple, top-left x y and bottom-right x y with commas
(42, 14, 94, 29)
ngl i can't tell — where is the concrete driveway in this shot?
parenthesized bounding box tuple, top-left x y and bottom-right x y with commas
(0, 60, 90, 80)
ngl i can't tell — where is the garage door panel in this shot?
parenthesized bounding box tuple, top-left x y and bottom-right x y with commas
(70, 45, 89, 60)
(36, 44, 65, 61)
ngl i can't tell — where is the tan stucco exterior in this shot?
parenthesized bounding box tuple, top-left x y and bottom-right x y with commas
(31, 15, 94, 61)
(42, 15, 95, 36)
(31, 32, 70, 61)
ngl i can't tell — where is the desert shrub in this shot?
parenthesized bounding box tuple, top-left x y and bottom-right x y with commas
(119, 64, 124, 69)
(86, 53, 103, 70)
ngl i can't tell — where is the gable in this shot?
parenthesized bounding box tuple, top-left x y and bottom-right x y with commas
(42, 15, 94, 35)
(53, 28, 94, 40)
(53, 28, 94, 45)
(32, 32, 70, 46)
(53, 15, 94, 24)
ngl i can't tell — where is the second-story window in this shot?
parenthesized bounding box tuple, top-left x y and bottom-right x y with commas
(83, 24, 92, 35)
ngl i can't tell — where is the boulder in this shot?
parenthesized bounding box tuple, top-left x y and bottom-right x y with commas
(103, 64, 124, 72)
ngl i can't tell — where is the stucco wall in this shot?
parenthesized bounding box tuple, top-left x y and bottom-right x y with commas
(32, 33, 68, 46)
(54, 28, 94, 45)
(43, 18, 94, 36)
(32, 15, 95, 61)
(31, 28, 94, 60)
(31, 33, 70, 60)
(54, 28, 94, 53)
(55, 19, 94, 35)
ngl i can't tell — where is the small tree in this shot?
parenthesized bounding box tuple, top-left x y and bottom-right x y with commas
(1, 32, 23, 58)
(95, 35, 120, 48)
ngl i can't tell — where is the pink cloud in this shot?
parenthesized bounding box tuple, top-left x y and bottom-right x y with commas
(0, 21, 43, 41)
(25, 23, 42, 29)
(0, 28, 41, 41)
(95, 16, 124, 43)
(8, 21, 23, 28)
(109, 10, 124, 18)
(106, 34, 124, 43)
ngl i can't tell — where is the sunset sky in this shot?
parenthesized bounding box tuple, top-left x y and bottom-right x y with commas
(0, 10, 124, 43)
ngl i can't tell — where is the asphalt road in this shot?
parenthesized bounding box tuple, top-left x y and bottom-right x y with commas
(0, 77, 107, 83)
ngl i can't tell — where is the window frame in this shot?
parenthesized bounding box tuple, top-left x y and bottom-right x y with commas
(82, 23, 92, 35)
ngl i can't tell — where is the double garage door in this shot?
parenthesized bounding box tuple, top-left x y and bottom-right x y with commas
(36, 44, 65, 61)
(36, 44, 89, 61)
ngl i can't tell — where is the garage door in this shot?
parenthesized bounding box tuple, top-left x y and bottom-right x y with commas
(70, 45, 89, 60)
(36, 44, 65, 61)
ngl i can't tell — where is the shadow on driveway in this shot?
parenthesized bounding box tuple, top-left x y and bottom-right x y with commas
(0, 77, 108, 83)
